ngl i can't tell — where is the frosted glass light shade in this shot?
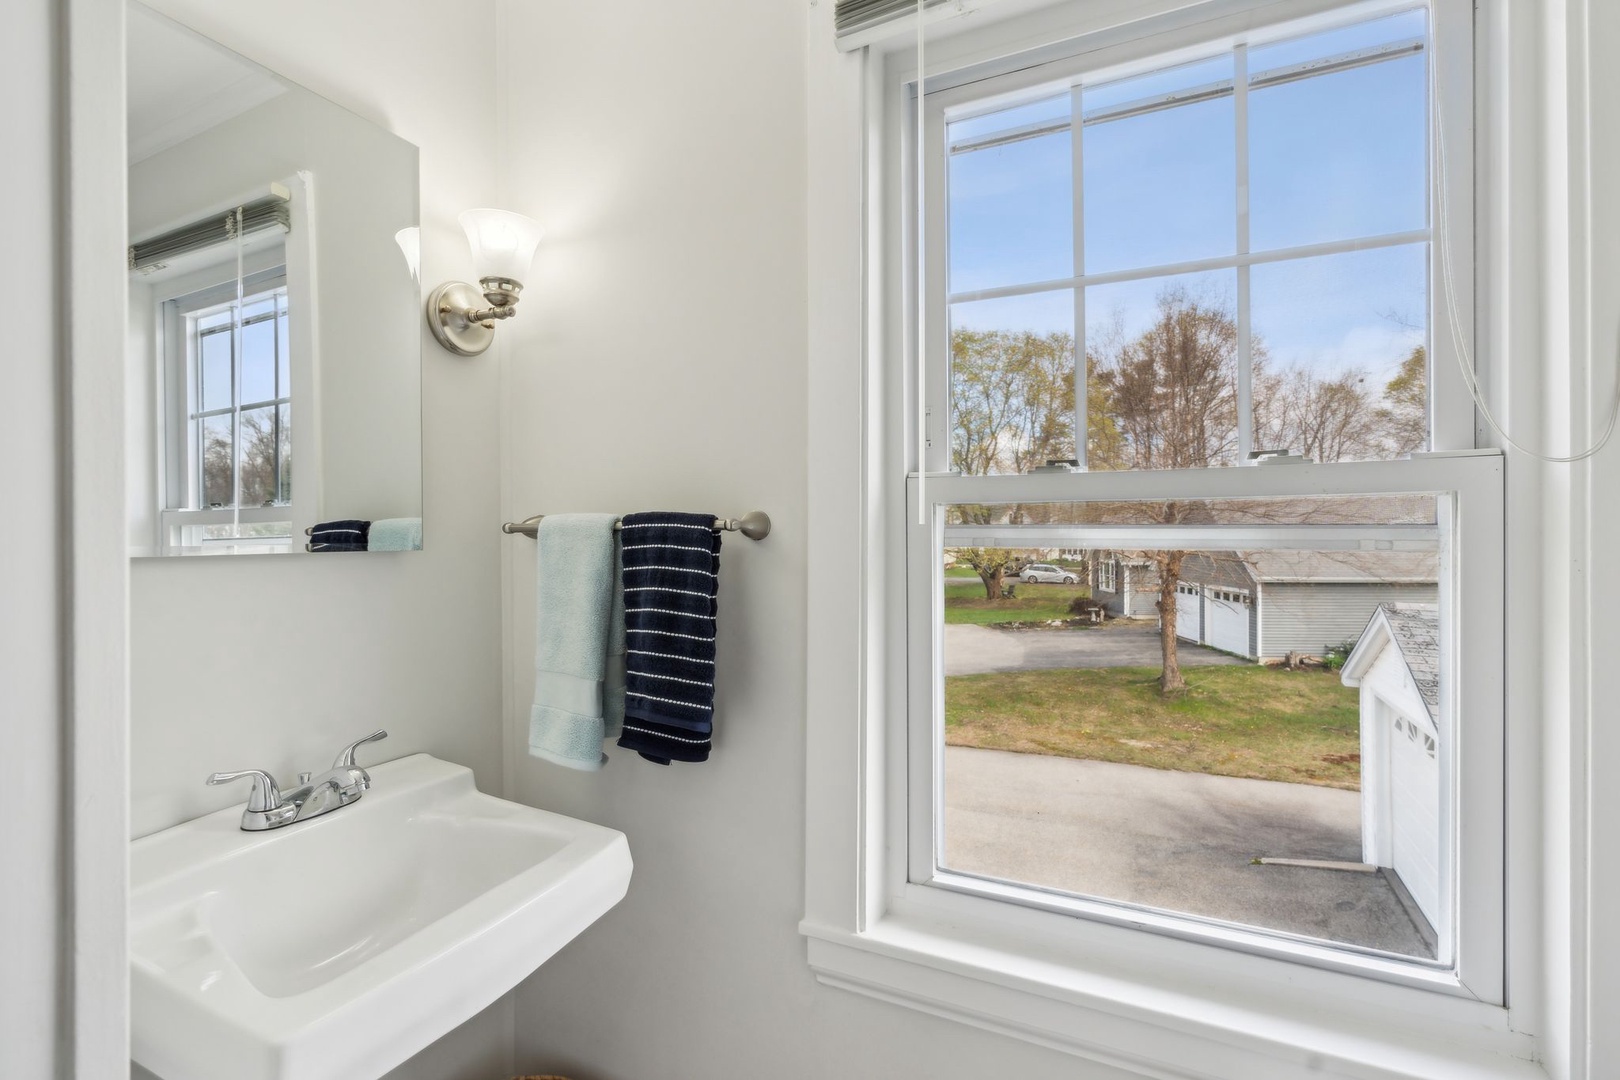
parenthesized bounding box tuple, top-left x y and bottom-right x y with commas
(459, 208, 543, 284)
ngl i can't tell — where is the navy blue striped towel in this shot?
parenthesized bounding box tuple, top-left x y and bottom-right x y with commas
(309, 519, 369, 552)
(616, 512, 721, 764)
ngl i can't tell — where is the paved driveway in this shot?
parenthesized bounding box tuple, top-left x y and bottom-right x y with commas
(943, 746, 1431, 957)
(945, 622, 1249, 676)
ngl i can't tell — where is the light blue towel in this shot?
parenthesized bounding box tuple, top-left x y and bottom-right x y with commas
(368, 517, 422, 551)
(528, 514, 625, 770)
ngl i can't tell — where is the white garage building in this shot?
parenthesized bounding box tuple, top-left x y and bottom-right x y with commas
(1090, 550, 1440, 662)
(1339, 603, 1445, 940)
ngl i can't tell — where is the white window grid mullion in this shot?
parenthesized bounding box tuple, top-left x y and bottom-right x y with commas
(1235, 43, 1253, 463)
(193, 315, 208, 509)
(1070, 84, 1087, 469)
(236, 395, 290, 413)
(228, 296, 238, 514)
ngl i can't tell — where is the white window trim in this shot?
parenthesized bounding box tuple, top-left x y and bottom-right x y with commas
(801, 0, 1550, 1076)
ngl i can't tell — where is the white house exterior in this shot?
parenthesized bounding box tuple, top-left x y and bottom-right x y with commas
(1340, 604, 1445, 940)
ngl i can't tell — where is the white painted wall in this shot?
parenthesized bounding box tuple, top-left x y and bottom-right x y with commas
(493, 2, 1129, 1077)
(0, 1, 67, 1076)
(124, 0, 510, 1075)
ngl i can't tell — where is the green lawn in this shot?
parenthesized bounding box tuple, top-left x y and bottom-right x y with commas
(945, 665, 1362, 789)
(944, 580, 1093, 625)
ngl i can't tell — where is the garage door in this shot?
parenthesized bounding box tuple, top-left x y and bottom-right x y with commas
(1390, 711, 1441, 930)
(1175, 584, 1200, 642)
(1207, 589, 1250, 657)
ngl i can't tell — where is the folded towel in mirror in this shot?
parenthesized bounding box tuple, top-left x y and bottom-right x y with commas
(616, 512, 720, 765)
(368, 517, 422, 552)
(308, 519, 370, 552)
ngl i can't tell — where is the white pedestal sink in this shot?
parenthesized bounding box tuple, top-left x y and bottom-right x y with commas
(130, 754, 631, 1080)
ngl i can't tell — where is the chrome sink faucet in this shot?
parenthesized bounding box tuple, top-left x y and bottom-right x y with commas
(207, 730, 389, 831)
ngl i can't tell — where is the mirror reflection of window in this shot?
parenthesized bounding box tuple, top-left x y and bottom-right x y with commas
(167, 270, 293, 542)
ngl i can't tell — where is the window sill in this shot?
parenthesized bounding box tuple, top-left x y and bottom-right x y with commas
(800, 911, 1542, 1080)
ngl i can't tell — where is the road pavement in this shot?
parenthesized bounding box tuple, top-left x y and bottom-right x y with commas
(945, 622, 1249, 676)
(942, 746, 1432, 957)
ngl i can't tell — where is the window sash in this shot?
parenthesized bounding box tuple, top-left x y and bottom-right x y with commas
(914, 0, 1474, 473)
(902, 455, 1502, 999)
(176, 279, 291, 511)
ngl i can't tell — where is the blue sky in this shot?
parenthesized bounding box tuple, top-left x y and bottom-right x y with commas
(946, 9, 1428, 390)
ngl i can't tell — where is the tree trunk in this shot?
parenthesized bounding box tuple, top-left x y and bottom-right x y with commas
(1155, 551, 1187, 694)
(978, 568, 1004, 601)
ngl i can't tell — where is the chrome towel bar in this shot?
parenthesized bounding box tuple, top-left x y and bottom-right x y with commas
(501, 510, 771, 542)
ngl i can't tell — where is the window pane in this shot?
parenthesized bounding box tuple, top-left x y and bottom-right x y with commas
(1082, 55, 1235, 273)
(1082, 53, 1231, 115)
(199, 328, 232, 413)
(948, 93, 1069, 146)
(949, 125, 1073, 294)
(241, 314, 277, 406)
(1085, 269, 1238, 470)
(1249, 46, 1426, 251)
(1249, 9, 1427, 73)
(950, 292, 1075, 475)
(239, 406, 277, 507)
(1250, 244, 1428, 461)
(201, 413, 233, 507)
(939, 493, 1447, 961)
(276, 402, 292, 504)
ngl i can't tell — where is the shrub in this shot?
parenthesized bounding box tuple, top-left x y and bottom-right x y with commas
(1321, 639, 1359, 671)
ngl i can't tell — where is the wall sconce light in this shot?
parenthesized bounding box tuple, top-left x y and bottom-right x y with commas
(425, 209, 544, 357)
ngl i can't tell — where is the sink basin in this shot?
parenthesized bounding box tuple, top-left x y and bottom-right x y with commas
(130, 754, 631, 1080)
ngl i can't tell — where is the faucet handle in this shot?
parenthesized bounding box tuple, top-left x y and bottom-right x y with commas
(333, 729, 388, 770)
(206, 769, 284, 812)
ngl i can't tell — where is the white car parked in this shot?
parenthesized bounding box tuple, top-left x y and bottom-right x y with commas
(1021, 563, 1078, 585)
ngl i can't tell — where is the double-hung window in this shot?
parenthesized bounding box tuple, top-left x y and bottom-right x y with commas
(913, 0, 1499, 991)
(158, 263, 296, 551)
(802, 0, 1525, 1073)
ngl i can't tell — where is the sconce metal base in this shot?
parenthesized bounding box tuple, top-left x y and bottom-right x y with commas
(426, 280, 496, 357)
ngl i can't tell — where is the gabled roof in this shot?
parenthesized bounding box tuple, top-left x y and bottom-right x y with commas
(1116, 549, 1439, 587)
(1340, 603, 1440, 722)
(1241, 550, 1439, 584)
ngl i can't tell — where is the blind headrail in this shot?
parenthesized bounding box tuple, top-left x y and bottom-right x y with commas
(129, 189, 291, 274)
(835, 0, 954, 39)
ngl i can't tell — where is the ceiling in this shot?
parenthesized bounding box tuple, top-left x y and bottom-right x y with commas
(126, 5, 287, 164)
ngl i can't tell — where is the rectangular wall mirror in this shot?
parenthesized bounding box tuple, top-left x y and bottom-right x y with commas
(125, 1, 423, 557)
